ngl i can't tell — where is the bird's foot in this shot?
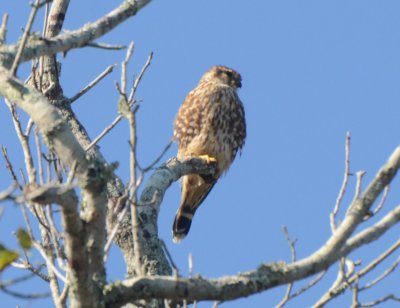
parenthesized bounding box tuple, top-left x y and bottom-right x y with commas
(197, 154, 217, 164)
(197, 155, 218, 183)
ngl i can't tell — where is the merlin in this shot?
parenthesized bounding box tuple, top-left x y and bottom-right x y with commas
(172, 65, 246, 243)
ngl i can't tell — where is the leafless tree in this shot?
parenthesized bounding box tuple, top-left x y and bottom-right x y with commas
(0, 1, 399, 307)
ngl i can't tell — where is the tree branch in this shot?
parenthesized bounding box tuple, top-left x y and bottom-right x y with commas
(0, 0, 151, 68)
(0, 66, 108, 307)
(105, 146, 400, 305)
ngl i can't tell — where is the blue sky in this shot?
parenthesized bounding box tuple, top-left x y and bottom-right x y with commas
(1, 1, 399, 307)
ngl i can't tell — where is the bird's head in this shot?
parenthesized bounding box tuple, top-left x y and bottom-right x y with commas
(201, 65, 242, 89)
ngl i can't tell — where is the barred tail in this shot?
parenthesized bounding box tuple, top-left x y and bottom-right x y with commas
(172, 209, 194, 243)
(172, 174, 216, 243)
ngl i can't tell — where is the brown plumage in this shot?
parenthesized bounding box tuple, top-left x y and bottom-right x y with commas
(172, 65, 246, 243)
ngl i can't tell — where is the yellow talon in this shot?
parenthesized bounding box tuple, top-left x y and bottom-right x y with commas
(198, 154, 217, 164)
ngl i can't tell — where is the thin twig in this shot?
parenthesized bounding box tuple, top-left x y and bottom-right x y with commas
(11, 0, 41, 75)
(70, 64, 116, 103)
(117, 42, 144, 276)
(160, 240, 179, 277)
(5, 101, 36, 182)
(1, 146, 23, 190)
(11, 260, 50, 282)
(0, 184, 16, 201)
(0, 13, 9, 45)
(86, 42, 126, 50)
(0, 285, 51, 299)
(1, 147, 36, 237)
(122, 42, 135, 95)
(86, 52, 152, 151)
(52, 151, 63, 183)
(188, 253, 193, 278)
(104, 195, 129, 262)
(351, 277, 359, 308)
(370, 185, 389, 217)
(86, 113, 123, 150)
(212, 301, 220, 308)
(46, 205, 66, 271)
(25, 119, 34, 136)
(331, 131, 351, 231)
(314, 239, 400, 307)
(60, 283, 69, 306)
(359, 294, 400, 307)
(139, 140, 173, 172)
(37, 0, 54, 9)
(33, 241, 67, 283)
(276, 225, 298, 308)
(128, 51, 153, 103)
(46, 150, 52, 183)
(30, 202, 51, 233)
(359, 257, 399, 291)
(21, 201, 35, 240)
(127, 106, 143, 277)
(290, 271, 326, 298)
(0, 272, 37, 287)
(34, 128, 45, 185)
(19, 168, 27, 185)
(342, 258, 357, 288)
(66, 160, 78, 185)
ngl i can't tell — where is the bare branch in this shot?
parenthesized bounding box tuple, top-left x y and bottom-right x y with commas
(25, 118, 34, 137)
(315, 237, 400, 306)
(0, 66, 102, 186)
(276, 225, 297, 308)
(359, 257, 399, 291)
(106, 145, 400, 304)
(0, 13, 9, 45)
(188, 253, 194, 278)
(121, 42, 135, 95)
(4, 101, 36, 182)
(139, 140, 173, 173)
(0, 271, 39, 287)
(359, 294, 400, 307)
(33, 241, 67, 283)
(351, 277, 359, 308)
(369, 185, 389, 218)
(12, 260, 50, 282)
(0, 68, 108, 306)
(0, 285, 51, 300)
(160, 240, 180, 277)
(46, 204, 67, 271)
(70, 64, 116, 103)
(86, 114, 123, 151)
(0, 0, 152, 67)
(290, 271, 326, 298)
(86, 42, 126, 50)
(10, 0, 41, 75)
(104, 194, 129, 261)
(85, 49, 152, 152)
(331, 131, 351, 231)
(128, 51, 153, 103)
(34, 128, 45, 185)
(1, 146, 23, 190)
(0, 184, 16, 201)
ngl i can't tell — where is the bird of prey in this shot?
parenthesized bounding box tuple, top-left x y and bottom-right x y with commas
(172, 65, 246, 243)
